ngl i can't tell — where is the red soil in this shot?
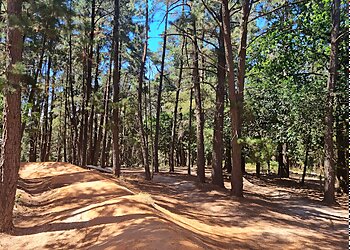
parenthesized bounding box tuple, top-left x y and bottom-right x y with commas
(0, 162, 347, 249)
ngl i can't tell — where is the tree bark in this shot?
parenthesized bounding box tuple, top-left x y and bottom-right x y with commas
(278, 143, 289, 178)
(187, 87, 193, 175)
(211, 17, 225, 188)
(81, 0, 96, 167)
(137, 0, 151, 180)
(237, 0, 252, 174)
(256, 162, 261, 177)
(323, 0, 340, 204)
(301, 139, 309, 185)
(111, 0, 121, 177)
(45, 73, 56, 161)
(68, 31, 78, 165)
(28, 37, 46, 162)
(154, 2, 169, 173)
(336, 118, 348, 193)
(63, 72, 68, 162)
(224, 139, 232, 173)
(40, 56, 52, 162)
(0, 0, 23, 233)
(221, 0, 243, 197)
(191, 17, 205, 183)
(100, 56, 112, 168)
(169, 37, 184, 172)
(88, 43, 101, 164)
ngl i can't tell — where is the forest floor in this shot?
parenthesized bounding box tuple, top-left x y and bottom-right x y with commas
(0, 162, 348, 250)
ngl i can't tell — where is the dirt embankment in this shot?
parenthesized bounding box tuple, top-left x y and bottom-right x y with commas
(0, 162, 348, 250)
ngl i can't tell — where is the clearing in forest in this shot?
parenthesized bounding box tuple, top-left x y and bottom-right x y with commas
(0, 162, 347, 250)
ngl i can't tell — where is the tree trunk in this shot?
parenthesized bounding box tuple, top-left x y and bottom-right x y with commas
(45, 74, 56, 161)
(221, 0, 243, 197)
(278, 143, 289, 178)
(81, 0, 96, 167)
(88, 44, 101, 164)
(256, 162, 261, 177)
(187, 87, 193, 176)
(211, 20, 225, 188)
(137, 0, 151, 180)
(170, 38, 184, 173)
(237, 0, 252, 175)
(111, 0, 121, 177)
(147, 73, 154, 172)
(0, 0, 23, 233)
(224, 139, 232, 174)
(100, 53, 113, 167)
(323, 0, 340, 204)
(40, 56, 52, 162)
(336, 118, 348, 193)
(23, 36, 46, 136)
(105, 135, 112, 167)
(301, 139, 309, 185)
(63, 72, 68, 162)
(154, 2, 169, 173)
(191, 17, 205, 183)
(28, 37, 46, 162)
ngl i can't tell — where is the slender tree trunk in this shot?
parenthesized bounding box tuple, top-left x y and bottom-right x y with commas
(68, 32, 78, 164)
(336, 118, 348, 193)
(57, 101, 62, 162)
(237, 0, 251, 174)
(154, 2, 169, 173)
(81, 0, 96, 166)
(301, 139, 309, 185)
(93, 54, 110, 165)
(105, 134, 112, 167)
(170, 38, 184, 172)
(211, 19, 225, 188)
(0, 0, 23, 233)
(256, 162, 261, 177)
(187, 87, 193, 175)
(45, 74, 56, 161)
(40, 56, 52, 162)
(283, 143, 289, 177)
(78, 56, 86, 165)
(101, 56, 112, 168)
(224, 139, 232, 173)
(278, 143, 289, 177)
(191, 17, 205, 183)
(88, 44, 101, 164)
(148, 71, 154, 172)
(28, 37, 45, 162)
(221, 0, 243, 197)
(63, 71, 68, 162)
(323, 0, 340, 204)
(111, 0, 121, 176)
(137, 0, 151, 180)
(22, 36, 46, 137)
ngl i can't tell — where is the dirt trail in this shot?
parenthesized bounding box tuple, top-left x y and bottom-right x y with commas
(0, 162, 348, 249)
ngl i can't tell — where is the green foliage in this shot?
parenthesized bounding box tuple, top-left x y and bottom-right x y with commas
(239, 137, 276, 164)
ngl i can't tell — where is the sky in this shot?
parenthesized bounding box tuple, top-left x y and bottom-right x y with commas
(148, 0, 176, 53)
(144, 1, 267, 79)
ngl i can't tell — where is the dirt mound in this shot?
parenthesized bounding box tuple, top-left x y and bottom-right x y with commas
(0, 163, 347, 250)
(0, 162, 207, 249)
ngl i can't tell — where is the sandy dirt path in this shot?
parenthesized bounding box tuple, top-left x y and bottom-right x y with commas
(0, 162, 348, 249)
